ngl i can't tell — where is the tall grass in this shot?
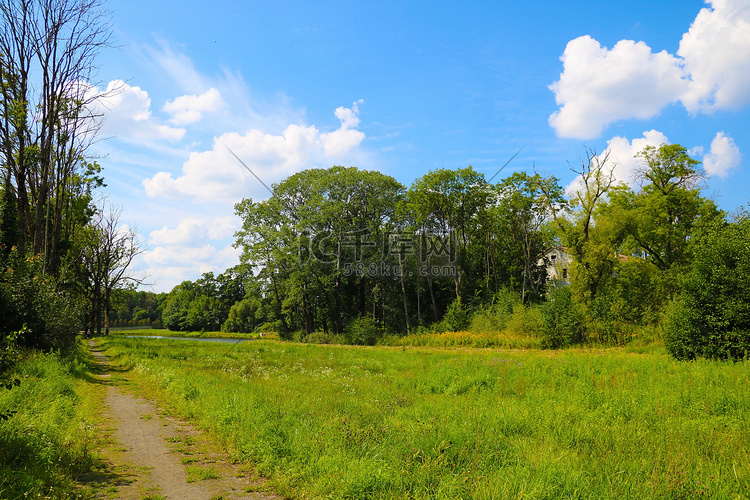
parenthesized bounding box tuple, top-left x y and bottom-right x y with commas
(0, 342, 104, 498)
(101, 337, 750, 499)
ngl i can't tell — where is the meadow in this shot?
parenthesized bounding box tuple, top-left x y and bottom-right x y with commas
(0, 343, 105, 498)
(100, 336, 750, 500)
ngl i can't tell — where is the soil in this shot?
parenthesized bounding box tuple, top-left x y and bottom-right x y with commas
(86, 341, 280, 500)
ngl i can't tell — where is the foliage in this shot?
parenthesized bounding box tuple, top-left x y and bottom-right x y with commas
(222, 296, 262, 333)
(540, 286, 586, 348)
(440, 298, 470, 332)
(346, 316, 382, 346)
(0, 328, 22, 421)
(0, 251, 80, 350)
(0, 345, 104, 498)
(665, 215, 750, 359)
(505, 303, 545, 338)
(109, 289, 166, 327)
(235, 166, 405, 336)
(162, 268, 250, 332)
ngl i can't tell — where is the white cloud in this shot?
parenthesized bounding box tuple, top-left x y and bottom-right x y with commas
(320, 100, 366, 156)
(163, 88, 224, 125)
(549, 36, 686, 139)
(89, 80, 186, 143)
(678, 0, 750, 112)
(143, 101, 366, 201)
(565, 130, 670, 196)
(149, 216, 240, 246)
(703, 132, 742, 178)
(142, 243, 242, 291)
(549, 0, 750, 139)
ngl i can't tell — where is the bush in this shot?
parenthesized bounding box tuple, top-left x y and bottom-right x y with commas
(665, 217, 750, 359)
(506, 303, 544, 337)
(346, 316, 381, 346)
(0, 252, 81, 351)
(540, 286, 586, 348)
(222, 297, 261, 333)
(440, 298, 470, 332)
(469, 288, 519, 333)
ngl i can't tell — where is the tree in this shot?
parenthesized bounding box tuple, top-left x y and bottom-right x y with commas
(665, 212, 750, 359)
(539, 148, 618, 304)
(495, 171, 563, 302)
(404, 167, 489, 303)
(235, 166, 405, 337)
(78, 203, 144, 335)
(626, 144, 720, 272)
(0, 0, 112, 272)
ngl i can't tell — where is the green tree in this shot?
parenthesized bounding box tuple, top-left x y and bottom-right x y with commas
(665, 212, 750, 360)
(404, 167, 489, 303)
(539, 148, 619, 304)
(627, 144, 720, 272)
(235, 166, 405, 336)
(494, 172, 563, 302)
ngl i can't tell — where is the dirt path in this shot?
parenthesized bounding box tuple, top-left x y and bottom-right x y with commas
(88, 341, 278, 500)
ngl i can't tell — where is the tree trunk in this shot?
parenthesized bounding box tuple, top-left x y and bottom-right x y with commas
(398, 251, 410, 333)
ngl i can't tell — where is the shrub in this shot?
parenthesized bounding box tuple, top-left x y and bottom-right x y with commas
(665, 217, 750, 359)
(440, 298, 470, 332)
(469, 288, 519, 333)
(540, 286, 586, 348)
(222, 297, 261, 333)
(0, 252, 81, 351)
(346, 316, 381, 346)
(506, 303, 544, 337)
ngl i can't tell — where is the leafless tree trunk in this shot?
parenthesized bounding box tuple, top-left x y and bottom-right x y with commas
(80, 202, 146, 335)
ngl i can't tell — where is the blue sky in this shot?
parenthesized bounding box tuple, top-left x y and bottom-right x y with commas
(90, 0, 750, 292)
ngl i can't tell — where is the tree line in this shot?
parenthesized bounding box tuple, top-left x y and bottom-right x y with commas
(157, 143, 749, 359)
(0, 0, 143, 352)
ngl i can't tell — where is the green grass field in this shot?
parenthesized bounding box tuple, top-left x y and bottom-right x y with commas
(0, 343, 106, 498)
(100, 336, 750, 499)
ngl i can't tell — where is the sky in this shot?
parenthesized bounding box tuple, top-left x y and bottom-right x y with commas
(89, 0, 750, 293)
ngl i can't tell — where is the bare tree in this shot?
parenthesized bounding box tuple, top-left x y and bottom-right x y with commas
(0, 0, 113, 271)
(80, 203, 147, 335)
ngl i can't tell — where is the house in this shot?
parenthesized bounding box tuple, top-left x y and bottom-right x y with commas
(540, 247, 630, 288)
(541, 247, 572, 287)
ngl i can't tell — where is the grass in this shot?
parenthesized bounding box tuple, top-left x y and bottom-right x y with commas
(100, 336, 750, 499)
(185, 465, 221, 482)
(108, 328, 273, 340)
(0, 340, 107, 498)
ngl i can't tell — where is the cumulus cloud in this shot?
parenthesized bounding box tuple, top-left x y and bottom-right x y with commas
(149, 216, 240, 247)
(678, 0, 750, 112)
(703, 132, 742, 178)
(143, 101, 366, 201)
(565, 130, 670, 196)
(549, 37, 686, 139)
(89, 80, 186, 143)
(320, 100, 366, 156)
(549, 0, 750, 139)
(142, 243, 242, 291)
(163, 88, 224, 125)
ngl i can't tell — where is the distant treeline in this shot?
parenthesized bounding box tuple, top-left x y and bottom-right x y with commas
(149, 144, 750, 359)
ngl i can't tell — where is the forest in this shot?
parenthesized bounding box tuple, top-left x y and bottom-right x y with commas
(152, 144, 750, 360)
